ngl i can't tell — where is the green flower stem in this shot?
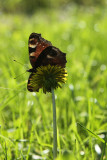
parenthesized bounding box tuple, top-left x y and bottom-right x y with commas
(51, 88, 57, 160)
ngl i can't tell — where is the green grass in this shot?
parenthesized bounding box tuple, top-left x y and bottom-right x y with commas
(0, 5, 107, 160)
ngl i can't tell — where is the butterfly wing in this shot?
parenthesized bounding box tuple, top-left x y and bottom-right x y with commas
(27, 72, 43, 92)
(32, 45, 67, 69)
(28, 33, 52, 67)
(27, 73, 34, 92)
(27, 33, 67, 92)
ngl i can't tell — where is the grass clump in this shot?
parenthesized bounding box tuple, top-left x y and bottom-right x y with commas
(0, 6, 107, 159)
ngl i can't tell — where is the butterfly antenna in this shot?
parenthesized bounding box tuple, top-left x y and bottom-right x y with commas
(13, 59, 29, 70)
(14, 71, 27, 79)
(13, 59, 24, 66)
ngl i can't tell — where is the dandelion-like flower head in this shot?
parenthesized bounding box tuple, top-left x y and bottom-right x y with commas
(28, 65, 67, 93)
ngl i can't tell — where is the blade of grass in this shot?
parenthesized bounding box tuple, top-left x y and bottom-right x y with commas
(100, 133, 107, 160)
(77, 122, 106, 144)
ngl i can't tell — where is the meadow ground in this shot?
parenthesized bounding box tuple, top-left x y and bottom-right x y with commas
(0, 5, 107, 160)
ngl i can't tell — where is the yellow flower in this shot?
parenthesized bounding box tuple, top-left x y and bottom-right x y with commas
(28, 65, 67, 94)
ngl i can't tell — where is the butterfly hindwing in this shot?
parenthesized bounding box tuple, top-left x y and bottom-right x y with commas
(32, 46, 66, 69)
(27, 72, 42, 92)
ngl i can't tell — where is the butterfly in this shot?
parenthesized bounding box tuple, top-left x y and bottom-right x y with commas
(27, 33, 67, 92)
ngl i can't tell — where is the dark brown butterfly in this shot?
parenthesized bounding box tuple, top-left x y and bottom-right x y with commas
(27, 33, 67, 92)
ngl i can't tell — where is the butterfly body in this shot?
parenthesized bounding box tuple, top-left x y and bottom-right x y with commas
(27, 33, 67, 92)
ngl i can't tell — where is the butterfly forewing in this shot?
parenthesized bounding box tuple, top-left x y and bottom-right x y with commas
(28, 33, 52, 67)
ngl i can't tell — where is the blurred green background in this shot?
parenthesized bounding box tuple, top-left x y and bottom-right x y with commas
(0, 0, 107, 160)
(0, 0, 106, 13)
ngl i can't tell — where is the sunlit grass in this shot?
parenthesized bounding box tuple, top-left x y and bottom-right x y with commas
(0, 5, 107, 159)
